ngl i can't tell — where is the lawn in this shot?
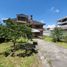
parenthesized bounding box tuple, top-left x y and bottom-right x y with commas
(43, 36, 67, 48)
(0, 42, 39, 67)
(57, 42, 67, 49)
(43, 36, 52, 42)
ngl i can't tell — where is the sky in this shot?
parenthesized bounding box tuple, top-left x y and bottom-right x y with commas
(0, 0, 67, 26)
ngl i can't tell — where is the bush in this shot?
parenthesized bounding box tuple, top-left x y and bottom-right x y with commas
(51, 27, 63, 42)
(0, 38, 10, 43)
(0, 38, 5, 43)
(63, 35, 67, 43)
(16, 37, 28, 43)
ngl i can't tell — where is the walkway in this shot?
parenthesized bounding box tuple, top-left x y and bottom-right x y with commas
(35, 39, 67, 67)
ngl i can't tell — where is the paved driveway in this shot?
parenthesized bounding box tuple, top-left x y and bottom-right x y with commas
(35, 39, 67, 67)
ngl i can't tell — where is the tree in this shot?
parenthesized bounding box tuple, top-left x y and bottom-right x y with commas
(51, 27, 63, 42)
(0, 24, 9, 42)
(3, 18, 32, 50)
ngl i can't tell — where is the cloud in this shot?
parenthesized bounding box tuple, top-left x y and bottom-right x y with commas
(50, 6, 60, 13)
(47, 24, 56, 28)
(55, 9, 60, 13)
(0, 18, 8, 24)
(47, 24, 56, 30)
(0, 18, 8, 21)
(50, 7, 55, 11)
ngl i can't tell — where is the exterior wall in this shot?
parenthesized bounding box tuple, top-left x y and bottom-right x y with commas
(32, 25, 43, 29)
(31, 24, 43, 36)
(58, 17, 67, 30)
(32, 32, 41, 37)
(58, 25, 67, 30)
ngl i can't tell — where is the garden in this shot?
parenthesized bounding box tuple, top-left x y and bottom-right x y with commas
(43, 27, 67, 48)
(0, 18, 38, 67)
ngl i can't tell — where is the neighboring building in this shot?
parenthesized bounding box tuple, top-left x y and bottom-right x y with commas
(57, 17, 67, 30)
(43, 25, 56, 36)
(6, 14, 45, 37)
(43, 30, 51, 36)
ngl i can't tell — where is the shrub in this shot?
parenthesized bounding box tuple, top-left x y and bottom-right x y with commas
(51, 27, 63, 42)
(63, 33, 67, 43)
(16, 37, 28, 43)
(64, 36, 67, 43)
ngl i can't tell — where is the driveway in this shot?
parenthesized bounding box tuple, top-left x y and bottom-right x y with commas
(34, 39, 67, 67)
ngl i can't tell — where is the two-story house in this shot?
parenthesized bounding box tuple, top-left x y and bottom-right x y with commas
(7, 14, 45, 37)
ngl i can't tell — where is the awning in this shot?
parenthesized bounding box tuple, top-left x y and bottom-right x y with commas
(32, 28, 40, 32)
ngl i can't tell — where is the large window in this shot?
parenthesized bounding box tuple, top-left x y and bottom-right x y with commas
(18, 17, 27, 21)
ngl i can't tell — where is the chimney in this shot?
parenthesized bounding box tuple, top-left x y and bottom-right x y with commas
(30, 15, 33, 20)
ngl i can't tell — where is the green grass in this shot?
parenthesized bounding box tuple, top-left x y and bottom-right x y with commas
(0, 42, 39, 67)
(43, 36, 67, 49)
(43, 36, 52, 42)
(57, 42, 67, 49)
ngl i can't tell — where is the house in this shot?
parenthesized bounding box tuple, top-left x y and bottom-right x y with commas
(57, 17, 67, 30)
(6, 14, 45, 37)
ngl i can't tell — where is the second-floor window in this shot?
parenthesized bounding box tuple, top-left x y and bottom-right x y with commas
(18, 17, 27, 21)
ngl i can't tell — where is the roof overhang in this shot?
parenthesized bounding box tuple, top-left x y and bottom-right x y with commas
(32, 28, 40, 32)
(58, 17, 67, 22)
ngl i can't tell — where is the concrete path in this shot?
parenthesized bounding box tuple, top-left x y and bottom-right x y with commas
(35, 39, 67, 67)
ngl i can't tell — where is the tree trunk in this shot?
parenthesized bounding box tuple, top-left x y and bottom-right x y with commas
(13, 42, 16, 50)
(11, 41, 16, 57)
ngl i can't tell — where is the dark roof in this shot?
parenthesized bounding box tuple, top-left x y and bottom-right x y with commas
(11, 18, 27, 24)
(16, 14, 28, 18)
(32, 20, 45, 25)
(29, 20, 45, 25)
(4, 14, 45, 25)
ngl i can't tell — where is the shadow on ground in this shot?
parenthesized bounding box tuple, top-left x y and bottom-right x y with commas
(0, 42, 38, 57)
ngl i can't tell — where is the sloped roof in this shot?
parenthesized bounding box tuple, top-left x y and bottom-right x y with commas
(29, 20, 45, 25)
(4, 14, 45, 25)
(32, 20, 45, 25)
